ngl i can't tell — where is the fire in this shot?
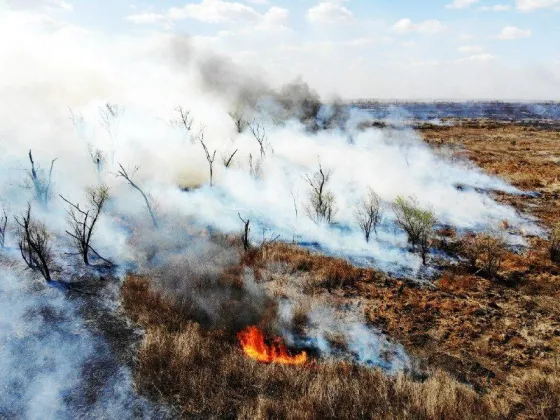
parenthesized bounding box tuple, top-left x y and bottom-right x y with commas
(237, 326, 307, 365)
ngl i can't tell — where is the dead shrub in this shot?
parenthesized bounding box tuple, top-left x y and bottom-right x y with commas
(550, 221, 560, 263)
(461, 232, 507, 279)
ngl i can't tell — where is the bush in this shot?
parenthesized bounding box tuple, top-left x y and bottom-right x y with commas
(461, 232, 507, 279)
(550, 222, 560, 263)
(392, 196, 436, 265)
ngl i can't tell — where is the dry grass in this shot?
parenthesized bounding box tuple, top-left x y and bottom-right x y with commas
(123, 274, 560, 419)
(121, 123, 560, 419)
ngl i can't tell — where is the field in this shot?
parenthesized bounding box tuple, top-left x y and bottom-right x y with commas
(121, 122, 560, 419)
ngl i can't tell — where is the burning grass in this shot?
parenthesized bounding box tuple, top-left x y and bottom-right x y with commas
(123, 274, 559, 419)
(120, 123, 560, 418)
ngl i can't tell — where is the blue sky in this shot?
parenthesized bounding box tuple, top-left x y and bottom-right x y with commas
(2, 0, 560, 99)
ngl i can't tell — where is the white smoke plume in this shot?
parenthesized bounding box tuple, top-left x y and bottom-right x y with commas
(0, 7, 541, 417)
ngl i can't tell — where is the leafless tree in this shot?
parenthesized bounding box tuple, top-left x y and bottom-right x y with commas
(221, 149, 238, 168)
(354, 187, 383, 242)
(60, 185, 112, 266)
(229, 110, 247, 133)
(248, 153, 263, 180)
(392, 196, 436, 265)
(116, 163, 158, 228)
(69, 107, 86, 140)
(99, 102, 122, 138)
(238, 213, 250, 251)
(198, 131, 217, 186)
(0, 206, 7, 248)
(249, 121, 268, 158)
(25, 150, 57, 207)
(304, 162, 337, 224)
(14, 204, 53, 281)
(172, 106, 194, 131)
(550, 221, 560, 263)
(88, 145, 107, 176)
(99, 102, 122, 164)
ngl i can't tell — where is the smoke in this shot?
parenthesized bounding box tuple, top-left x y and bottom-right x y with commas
(0, 7, 542, 416)
(0, 261, 173, 419)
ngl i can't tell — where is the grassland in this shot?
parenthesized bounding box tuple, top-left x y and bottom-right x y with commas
(122, 122, 560, 419)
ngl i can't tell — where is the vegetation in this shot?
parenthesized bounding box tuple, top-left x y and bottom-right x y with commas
(304, 162, 337, 224)
(461, 232, 507, 279)
(60, 185, 112, 266)
(14, 204, 53, 282)
(550, 221, 560, 263)
(25, 150, 57, 207)
(354, 187, 382, 242)
(116, 163, 158, 228)
(123, 272, 560, 419)
(392, 196, 436, 264)
(0, 206, 7, 248)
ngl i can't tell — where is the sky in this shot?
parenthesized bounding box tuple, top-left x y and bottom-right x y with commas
(2, 0, 560, 99)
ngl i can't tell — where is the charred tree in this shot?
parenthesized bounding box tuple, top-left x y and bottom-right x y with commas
(550, 222, 560, 263)
(0, 206, 7, 248)
(117, 163, 158, 228)
(198, 131, 217, 186)
(249, 121, 268, 158)
(229, 110, 246, 133)
(221, 149, 238, 168)
(238, 213, 251, 251)
(26, 150, 57, 207)
(15, 204, 53, 282)
(60, 185, 112, 266)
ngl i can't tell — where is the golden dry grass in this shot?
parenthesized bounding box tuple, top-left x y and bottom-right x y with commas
(121, 123, 560, 419)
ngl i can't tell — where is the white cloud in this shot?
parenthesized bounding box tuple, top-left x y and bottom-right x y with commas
(126, 12, 168, 24)
(7, 0, 73, 11)
(458, 45, 485, 53)
(479, 4, 511, 11)
(126, 0, 288, 30)
(516, 0, 560, 11)
(307, 2, 354, 24)
(446, 0, 479, 9)
(168, 0, 260, 24)
(498, 26, 532, 39)
(456, 53, 495, 62)
(392, 18, 446, 35)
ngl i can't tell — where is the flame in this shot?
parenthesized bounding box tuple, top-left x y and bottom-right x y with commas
(237, 326, 307, 365)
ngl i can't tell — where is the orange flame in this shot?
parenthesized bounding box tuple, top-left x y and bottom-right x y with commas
(237, 326, 307, 365)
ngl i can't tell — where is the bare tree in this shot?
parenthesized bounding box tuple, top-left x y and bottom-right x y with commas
(392, 196, 436, 265)
(354, 187, 383, 242)
(229, 110, 246, 133)
(116, 164, 158, 228)
(60, 185, 112, 266)
(69, 107, 86, 140)
(99, 102, 122, 164)
(25, 150, 57, 207)
(172, 106, 194, 131)
(88, 145, 107, 176)
(221, 149, 238, 168)
(549, 221, 560, 263)
(0, 206, 7, 248)
(304, 162, 337, 224)
(249, 120, 269, 158)
(14, 204, 53, 282)
(198, 131, 217, 186)
(238, 213, 250, 251)
(248, 153, 263, 180)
